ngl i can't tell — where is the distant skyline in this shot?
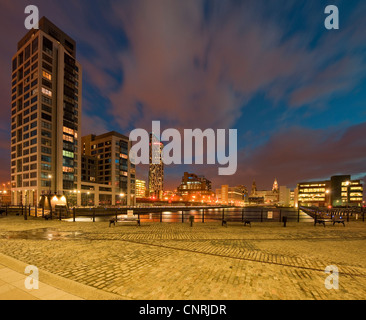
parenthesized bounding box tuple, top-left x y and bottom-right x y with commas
(1, 0, 366, 191)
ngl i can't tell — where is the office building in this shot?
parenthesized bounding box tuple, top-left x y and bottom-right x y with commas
(216, 185, 248, 206)
(177, 172, 214, 202)
(296, 175, 363, 207)
(81, 131, 136, 206)
(148, 133, 164, 199)
(136, 179, 147, 198)
(11, 17, 82, 205)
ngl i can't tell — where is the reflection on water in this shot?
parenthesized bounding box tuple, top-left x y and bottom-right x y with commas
(63, 208, 312, 223)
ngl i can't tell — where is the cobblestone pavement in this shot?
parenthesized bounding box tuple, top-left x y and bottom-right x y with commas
(0, 216, 365, 300)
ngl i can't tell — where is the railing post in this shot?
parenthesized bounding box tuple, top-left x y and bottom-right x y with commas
(24, 205, 27, 220)
(93, 207, 96, 222)
(35, 204, 37, 218)
(73, 207, 76, 222)
(297, 208, 300, 223)
(182, 211, 184, 223)
(202, 209, 204, 223)
(160, 211, 163, 223)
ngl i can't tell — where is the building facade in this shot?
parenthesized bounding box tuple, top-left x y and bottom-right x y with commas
(135, 179, 147, 199)
(11, 17, 82, 205)
(216, 185, 248, 206)
(177, 172, 214, 202)
(148, 133, 164, 199)
(296, 175, 363, 207)
(81, 132, 136, 206)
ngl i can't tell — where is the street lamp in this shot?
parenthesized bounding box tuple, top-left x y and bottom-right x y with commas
(48, 175, 52, 194)
(120, 193, 125, 207)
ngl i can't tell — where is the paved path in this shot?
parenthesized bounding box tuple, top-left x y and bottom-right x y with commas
(0, 263, 83, 300)
(0, 216, 365, 300)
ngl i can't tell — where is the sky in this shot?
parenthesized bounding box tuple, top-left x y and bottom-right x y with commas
(1, 0, 366, 191)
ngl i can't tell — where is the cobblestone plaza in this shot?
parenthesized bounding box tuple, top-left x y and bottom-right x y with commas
(0, 216, 365, 300)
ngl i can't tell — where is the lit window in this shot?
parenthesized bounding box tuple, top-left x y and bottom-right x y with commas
(42, 87, 52, 97)
(42, 71, 52, 81)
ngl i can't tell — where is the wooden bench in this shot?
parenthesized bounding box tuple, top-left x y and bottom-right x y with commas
(222, 220, 251, 227)
(314, 219, 326, 227)
(109, 211, 140, 227)
(332, 217, 345, 227)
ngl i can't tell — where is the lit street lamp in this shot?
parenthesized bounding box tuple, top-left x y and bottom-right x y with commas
(120, 193, 125, 207)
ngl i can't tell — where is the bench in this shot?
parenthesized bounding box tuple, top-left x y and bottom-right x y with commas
(222, 220, 251, 227)
(332, 217, 345, 227)
(109, 211, 140, 227)
(314, 219, 326, 227)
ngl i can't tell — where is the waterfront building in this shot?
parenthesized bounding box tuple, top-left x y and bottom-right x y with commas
(296, 175, 363, 207)
(81, 131, 135, 206)
(11, 17, 82, 205)
(148, 133, 164, 199)
(177, 172, 214, 202)
(136, 179, 147, 198)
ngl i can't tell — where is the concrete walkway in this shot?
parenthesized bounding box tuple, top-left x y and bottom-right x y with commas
(0, 263, 83, 300)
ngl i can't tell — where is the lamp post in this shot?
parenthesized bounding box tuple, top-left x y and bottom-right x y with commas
(48, 175, 52, 194)
(120, 193, 125, 207)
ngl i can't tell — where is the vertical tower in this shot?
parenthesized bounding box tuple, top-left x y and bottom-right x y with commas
(148, 133, 164, 199)
(251, 180, 257, 197)
(272, 178, 279, 193)
(11, 17, 82, 205)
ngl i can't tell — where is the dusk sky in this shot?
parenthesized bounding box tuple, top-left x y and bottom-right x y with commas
(1, 0, 366, 191)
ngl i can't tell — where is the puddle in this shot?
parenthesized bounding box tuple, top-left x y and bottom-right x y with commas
(0, 228, 84, 240)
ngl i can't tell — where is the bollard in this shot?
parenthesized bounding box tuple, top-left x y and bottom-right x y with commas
(93, 208, 96, 222)
(73, 207, 76, 222)
(160, 211, 163, 223)
(189, 215, 194, 227)
(202, 209, 205, 223)
(182, 211, 184, 223)
(283, 216, 287, 227)
(35, 205, 37, 218)
(297, 208, 300, 223)
(24, 205, 27, 220)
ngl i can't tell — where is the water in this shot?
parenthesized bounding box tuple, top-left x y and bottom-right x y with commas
(63, 207, 312, 223)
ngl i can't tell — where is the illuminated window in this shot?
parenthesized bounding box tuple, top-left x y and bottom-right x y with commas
(63, 134, 74, 143)
(42, 71, 52, 81)
(63, 150, 74, 158)
(63, 127, 74, 135)
(42, 87, 52, 97)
